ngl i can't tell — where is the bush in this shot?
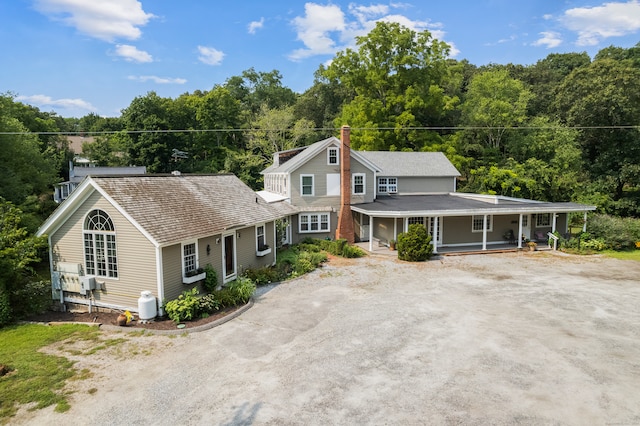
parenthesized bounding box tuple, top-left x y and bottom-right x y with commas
(198, 293, 220, 314)
(397, 224, 434, 262)
(11, 280, 51, 318)
(164, 288, 200, 323)
(587, 214, 640, 250)
(243, 266, 281, 285)
(226, 277, 256, 304)
(341, 244, 366, 258)
(202, 264, 218, 293)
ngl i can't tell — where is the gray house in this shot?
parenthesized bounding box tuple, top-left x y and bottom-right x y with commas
(260, 126, 596, 253)
(37, 174, 281, 314)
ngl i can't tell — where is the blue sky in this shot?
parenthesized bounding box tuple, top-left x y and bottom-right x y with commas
(2, 0, 640, 118)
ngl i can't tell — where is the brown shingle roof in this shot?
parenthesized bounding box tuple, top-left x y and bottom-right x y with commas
(92, 174, 282, 246)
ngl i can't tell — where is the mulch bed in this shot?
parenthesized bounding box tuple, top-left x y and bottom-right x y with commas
(23, 305, 244, 331)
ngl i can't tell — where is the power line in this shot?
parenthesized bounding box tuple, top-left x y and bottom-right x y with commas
(1, 125, 639, 136)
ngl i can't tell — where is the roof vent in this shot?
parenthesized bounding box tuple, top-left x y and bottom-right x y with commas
(171, 170, 181, 176)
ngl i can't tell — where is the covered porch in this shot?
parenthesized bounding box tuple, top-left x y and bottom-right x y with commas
(351, 193, 596, 254)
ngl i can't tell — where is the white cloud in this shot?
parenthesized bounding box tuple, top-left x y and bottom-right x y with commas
(289, 3, 346, 61)
(127, 75, 187, 84)
(248, 17, 265, 34)
(532, 31, 563, 48)
(561, 0, 640, 46)
(33, 0, 155, 42)
(197, 46, 225, 65)
(16, 94, 96, 111)
(114, 44, 152, 62)
(289, 2, 456, 61)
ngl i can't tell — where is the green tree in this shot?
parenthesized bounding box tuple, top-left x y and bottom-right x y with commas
(0, 199, 48, 326)
(322, 21, 455, 151)
(460, 69, 533, 158)
(553, 59, 640, 205)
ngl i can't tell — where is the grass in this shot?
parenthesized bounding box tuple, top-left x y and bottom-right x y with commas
(602, 250, 640, 261)
(0, 323, 102, 422)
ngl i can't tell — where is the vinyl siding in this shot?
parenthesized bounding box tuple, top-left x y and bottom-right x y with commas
(50, 191, 157, 310)
(290, 152, 374, 207)
(393, 176, 455, 194)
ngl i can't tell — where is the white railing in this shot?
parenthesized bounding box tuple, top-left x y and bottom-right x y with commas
(547, 232, 559, 250)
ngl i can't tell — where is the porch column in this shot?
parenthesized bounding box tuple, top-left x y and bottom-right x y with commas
(393, 218, 398, 240)
(369, 215, 374, 252)
(482, 214, 488, 251)
(552, 213, 557, 233)
(517, 213, 523, 249)
(583, 212, 588, 233)
(433, 216, 439, 254)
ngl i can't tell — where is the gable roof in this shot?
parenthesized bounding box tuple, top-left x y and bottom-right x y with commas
(261, 137, 380, 175)
(357, 151, 460, 177)
(38, 174, 283, 247)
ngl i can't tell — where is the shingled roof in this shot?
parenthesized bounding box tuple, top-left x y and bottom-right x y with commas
(39, 174, 283, 247)
(357, 151, 460, 177)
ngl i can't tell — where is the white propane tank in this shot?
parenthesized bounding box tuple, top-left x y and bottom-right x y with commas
(138, 291, 157, 320)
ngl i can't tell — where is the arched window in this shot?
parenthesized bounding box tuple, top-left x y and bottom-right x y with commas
(83, 209, 118, 278)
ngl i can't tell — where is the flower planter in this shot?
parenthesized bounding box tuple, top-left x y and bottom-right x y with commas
(256, 247, 272, 257)
(183, 272, 206, 284)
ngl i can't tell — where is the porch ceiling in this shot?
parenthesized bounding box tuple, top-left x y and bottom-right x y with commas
(350, 194, 596, 217)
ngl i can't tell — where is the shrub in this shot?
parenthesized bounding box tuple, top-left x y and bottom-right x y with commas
(397, 224, 433, 262)
(202, 264, 218, 293)
(341, 244, 366, 258)
(215, 288, 238, 308)
(587, 214, 640, 250)
(164, 288, 200, 323)
(198, 293, 220, 314)
(226, 277, 256, 304)
(243, 266, 280, 285)
(11, 280, 51, 318)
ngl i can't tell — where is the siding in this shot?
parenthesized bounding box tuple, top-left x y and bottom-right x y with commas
(290, 153, 374, 207)
(395, 176, 455, 194)
(290, 212, 337, 244)
(51, 191, 157, 310)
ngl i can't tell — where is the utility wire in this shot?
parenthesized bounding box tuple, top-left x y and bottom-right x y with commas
(1, 125, 639, 136)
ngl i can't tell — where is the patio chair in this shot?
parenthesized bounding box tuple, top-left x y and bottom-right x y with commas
(503, 229, 516, 244)
(534, 231, 547, 242)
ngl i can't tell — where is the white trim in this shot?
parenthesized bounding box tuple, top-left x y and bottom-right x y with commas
(298, 212, 330, 233)
(352, 173, 366, 195)
(300, 174, 314, 196)
(327, 146, 339, 165)
(536, 213, 551, 227)
(181, 240, 199, 279)
(222, 232, 237, 283)
(156, 246, 165, 315)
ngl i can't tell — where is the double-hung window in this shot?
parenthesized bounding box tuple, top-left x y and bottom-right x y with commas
(327, 147, 339, 165)
(472, 215, 492, 232)
(183, 242, 197, 276)
(256, 224, 267, 250)
(301, 174, 314, 196)
(353, 173, 365, 195)
(83, 209, 118, 278)
(299, 213, 330, 233)
(378, 177, 397, 194)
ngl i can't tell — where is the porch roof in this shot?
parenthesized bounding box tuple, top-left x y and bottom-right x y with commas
(350, 193, 596, 218)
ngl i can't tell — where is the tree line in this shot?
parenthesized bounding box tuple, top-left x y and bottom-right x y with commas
(3, 21, 640, 228)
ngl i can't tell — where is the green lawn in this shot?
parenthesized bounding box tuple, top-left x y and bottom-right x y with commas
(0, 323, 101, 421)
(602, 250, 640, 261)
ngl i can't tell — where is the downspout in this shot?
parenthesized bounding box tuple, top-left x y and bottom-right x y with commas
(156, 246, 165, 316)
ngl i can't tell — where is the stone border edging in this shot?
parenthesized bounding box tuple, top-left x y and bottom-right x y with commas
(94, 298, 255, 336)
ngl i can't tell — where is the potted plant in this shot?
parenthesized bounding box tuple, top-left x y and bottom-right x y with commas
(389, 239, 396, 250)
(526, 241, 537, 251)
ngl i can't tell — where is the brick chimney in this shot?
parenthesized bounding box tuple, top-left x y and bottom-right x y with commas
(336, 125, 355, 243)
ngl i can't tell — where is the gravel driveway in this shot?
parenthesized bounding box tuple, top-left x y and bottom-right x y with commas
(15, 252, 640, 425)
